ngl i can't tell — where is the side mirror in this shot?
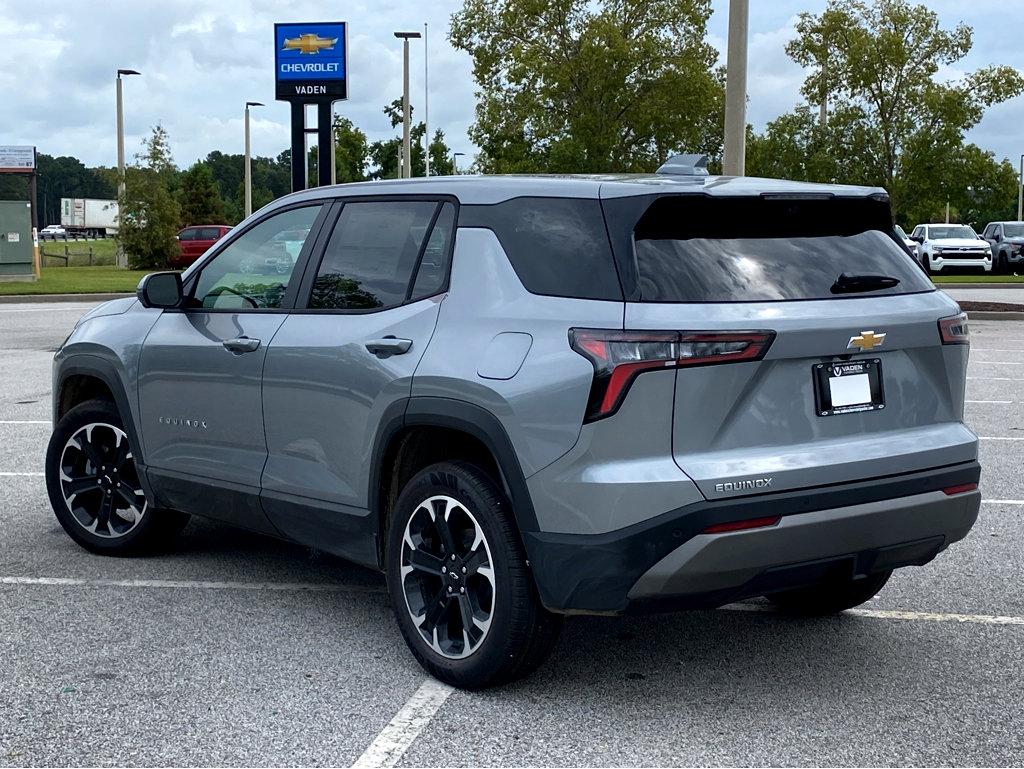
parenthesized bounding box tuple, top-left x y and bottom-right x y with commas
(911, 235, 924, 243)
(137, 271, 183, 309)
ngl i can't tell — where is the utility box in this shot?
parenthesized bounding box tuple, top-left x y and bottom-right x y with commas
(0, 200, 36, 281)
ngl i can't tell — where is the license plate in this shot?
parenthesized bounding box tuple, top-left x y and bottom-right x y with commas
(813, 359, 885, 417)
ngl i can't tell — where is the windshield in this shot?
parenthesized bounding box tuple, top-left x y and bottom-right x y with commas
(928, 226, 976, 240)
(1004, 224, 1024, 238)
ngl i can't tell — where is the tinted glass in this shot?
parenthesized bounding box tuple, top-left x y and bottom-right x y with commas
(177, 228, 196, 241)
(461, 198, 622, 300)
(633, 197, 933, 302)
(198, 227, 223, 240)
(1004, 224, 1024, 237)
(927, 225, 976, 239)
(192, 205, 320, 310)
(310, 201, 438, 310)
(411, 203, 456, 300)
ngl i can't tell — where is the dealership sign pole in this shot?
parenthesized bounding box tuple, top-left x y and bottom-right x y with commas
(275, 22, 348, 191)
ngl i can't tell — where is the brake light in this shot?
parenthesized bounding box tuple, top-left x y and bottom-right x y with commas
(702, 515, 781, 534)
(569, 328, 775, 421)
(938, 313, 969, 345)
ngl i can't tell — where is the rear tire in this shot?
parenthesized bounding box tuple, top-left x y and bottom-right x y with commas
(386, 460, 561, 689)
(45, 399, 189, 556)
(768, 570, 892, 615)
(920, 252, 932, 274)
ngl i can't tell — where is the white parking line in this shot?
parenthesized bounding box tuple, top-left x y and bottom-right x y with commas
(0, 472, 44, 476)
(971, 361, 1024, 365)
(982, 499, 1024, 505)
(0, 576, 385, 593)
(965, 400, 1014, 404)
(972, 349, 1024, 353)
(351, 679, 455, 768)
(967, 377, 1019, 381)
(0, 420, 50, 425)
(724, 604, 1024, 625)
(978, 436, 1024, 441)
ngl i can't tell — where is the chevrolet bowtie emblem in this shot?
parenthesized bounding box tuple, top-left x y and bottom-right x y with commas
(848, 330, 886, 351)
(282, 33, 338, 54)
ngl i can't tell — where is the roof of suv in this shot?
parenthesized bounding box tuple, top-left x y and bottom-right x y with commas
(280, 173, 889, 208)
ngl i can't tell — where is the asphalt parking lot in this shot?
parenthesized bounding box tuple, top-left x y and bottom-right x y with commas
(1, 298, 1022, 767)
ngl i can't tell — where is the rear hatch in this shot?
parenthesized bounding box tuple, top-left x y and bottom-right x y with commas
(617, 193, 976, 500)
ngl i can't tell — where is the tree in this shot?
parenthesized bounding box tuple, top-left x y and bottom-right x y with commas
(782, 0, 1024, 216)
(117, 125, 181, 269)
(367, 98, 453, 179)
(450, 0, 724, 173)
(178, 162, 225, 226)
(333, 115, 369, 183)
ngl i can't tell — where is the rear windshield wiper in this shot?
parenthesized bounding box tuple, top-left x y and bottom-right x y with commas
(830, 272, 901, 295)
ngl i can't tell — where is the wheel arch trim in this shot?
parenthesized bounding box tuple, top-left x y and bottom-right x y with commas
(369, 396, 540, 566)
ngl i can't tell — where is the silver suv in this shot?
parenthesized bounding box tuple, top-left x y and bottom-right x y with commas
(46, 157, 981, 688)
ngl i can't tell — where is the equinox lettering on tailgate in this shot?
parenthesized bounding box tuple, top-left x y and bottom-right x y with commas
(714, 477, 773, 493)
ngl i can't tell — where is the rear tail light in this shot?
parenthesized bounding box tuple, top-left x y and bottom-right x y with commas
(569, 328, 775, 421)
(938, 313, 969, 345)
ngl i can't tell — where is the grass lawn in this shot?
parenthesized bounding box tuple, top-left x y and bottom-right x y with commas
(932, 274, 1024, 284)
(0, 266, 151, 296)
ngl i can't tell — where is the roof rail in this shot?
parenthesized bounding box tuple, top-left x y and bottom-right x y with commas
(655, 153, 709, 177)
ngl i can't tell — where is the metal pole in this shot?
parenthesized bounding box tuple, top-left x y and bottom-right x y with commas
(424, 22, 430, 177)
(244, 105, 252, 218)
(1018, 154, 1023, 221)
(722, 0, 749, 177)
(946, 200, 950, 224)
(115, 74, 125, 267)
(402, 38, 412, 179)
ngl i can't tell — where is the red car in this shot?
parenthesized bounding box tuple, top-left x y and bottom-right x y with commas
(171, 225, 231, 267)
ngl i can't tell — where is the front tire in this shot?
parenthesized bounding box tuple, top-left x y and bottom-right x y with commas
(45, 399, 189, 555)
(768, 570, 892, 615)
(386, 461, 561, 689)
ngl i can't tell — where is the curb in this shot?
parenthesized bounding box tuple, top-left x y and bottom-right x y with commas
(966, 311, 1024, 321)
(0, 292, 133, 305)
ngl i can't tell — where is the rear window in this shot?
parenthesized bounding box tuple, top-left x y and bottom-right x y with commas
(633, 196, 934, 302)
(459, 198, 622, 300)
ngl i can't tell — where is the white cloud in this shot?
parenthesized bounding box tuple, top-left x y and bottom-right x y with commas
(0, 0, 1020, 172)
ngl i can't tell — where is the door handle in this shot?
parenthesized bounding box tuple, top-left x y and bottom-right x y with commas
(222, 336, 261, 354)
(365, 336, 412, 359)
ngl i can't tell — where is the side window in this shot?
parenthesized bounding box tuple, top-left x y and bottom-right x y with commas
(309, 200, 440, 310)
(995, 225, 1002, 238)
(178, 228, 196, 242)
(191, 205, 321, 310)
(411, 203, 456, 301)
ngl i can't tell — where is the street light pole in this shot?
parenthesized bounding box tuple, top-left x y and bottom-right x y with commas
(1018, 154, 1023, 221)
(115, 68, 139, 268)
(424, 22, 430, 177)
(394, 31, 422, 180)
(452, 151, 465, 175)
(244, 101, 264, 219)
(722, 0, 749, 177)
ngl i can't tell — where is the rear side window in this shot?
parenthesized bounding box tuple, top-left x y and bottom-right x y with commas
(309, 200, 450, 311)
(461, 198, 622, 300)
(178, 228, 196, 241)
(633, 196, 934, 302)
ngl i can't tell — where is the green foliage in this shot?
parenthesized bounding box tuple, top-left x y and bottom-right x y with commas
(333, 115, 369, 183)
(449, 0, 724, 173)
(178, 163, 226, 226)
(751, 0, 1024, 225)
(117, 124, 181, 269)
(367, 97, 454, 179)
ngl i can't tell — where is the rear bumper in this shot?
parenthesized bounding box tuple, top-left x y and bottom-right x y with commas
(522, 461, 981, 615)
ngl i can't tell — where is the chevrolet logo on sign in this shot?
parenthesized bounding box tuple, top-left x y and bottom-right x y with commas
(282, 33, 338, 54)
(848, 330, 886, 351)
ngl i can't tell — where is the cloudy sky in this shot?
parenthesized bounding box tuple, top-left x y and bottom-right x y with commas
(0, 0, 1020, 170)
